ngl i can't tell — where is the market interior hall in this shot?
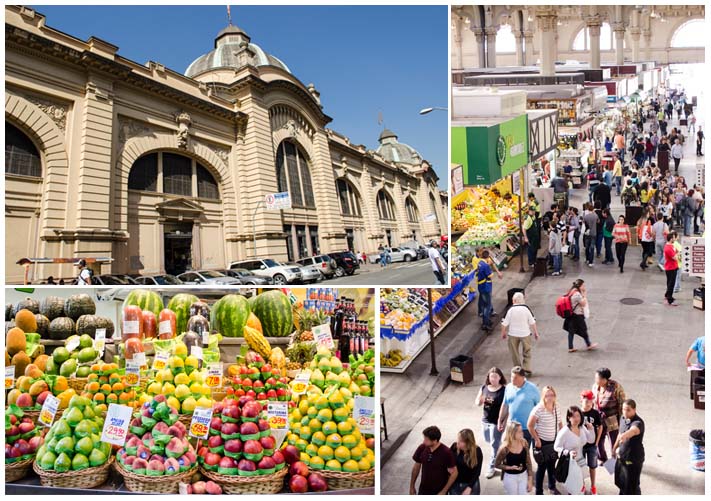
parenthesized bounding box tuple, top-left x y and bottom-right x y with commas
(4, 287, 376, 494)
(381, 4, 704, 497)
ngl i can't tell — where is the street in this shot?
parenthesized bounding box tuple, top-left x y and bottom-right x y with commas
(326, 259, 444, 286)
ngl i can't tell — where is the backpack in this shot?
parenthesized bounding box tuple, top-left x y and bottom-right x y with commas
(555, 291, 574, 319)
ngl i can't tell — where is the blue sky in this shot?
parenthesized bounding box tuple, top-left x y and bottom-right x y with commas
(31, 5, 448, 187)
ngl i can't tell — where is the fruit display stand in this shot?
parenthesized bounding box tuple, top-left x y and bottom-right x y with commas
(380, 277, 476, 373)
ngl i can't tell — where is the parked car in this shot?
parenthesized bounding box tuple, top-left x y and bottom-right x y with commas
(176, 270, 241, 285)
(223, 268, 272, 286)
(229, 258, 302, 285)
(134, 274, 184, 286)
(93, 275, 135, 286)
(327, 251, 360, 277)
(368, 247, 418, 264)
(399, 246, 425, 260)
(113, 274, 139, 284)
(286, 262, 321, 284)
(297, 255, 336, 279)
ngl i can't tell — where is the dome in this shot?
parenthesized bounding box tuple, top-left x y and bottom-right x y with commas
(376, 129, 423, 165)
(185, 25, 291, 78)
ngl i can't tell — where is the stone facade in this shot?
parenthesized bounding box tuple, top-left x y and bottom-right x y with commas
(4, 6, 447, 283)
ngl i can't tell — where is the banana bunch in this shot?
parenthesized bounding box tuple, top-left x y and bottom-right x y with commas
(380, 349, 405, 367)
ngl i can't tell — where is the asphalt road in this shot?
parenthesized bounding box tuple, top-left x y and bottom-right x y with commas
(324, 259, 446, 286)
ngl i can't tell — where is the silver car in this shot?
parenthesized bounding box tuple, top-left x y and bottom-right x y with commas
(297, 255, 336, 279)
(176, 270, 241, 285)
(368, 247, 417, 264)
(286, 262, 321, 284)
(229, 258, 302, 285)
(134, 274, 184, 286)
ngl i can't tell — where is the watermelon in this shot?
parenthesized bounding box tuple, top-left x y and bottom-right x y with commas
(250, 290, 293, 338)
(210, 294, 250, 338)
(167, 294, 199, 335)
(123, 290, 164, 320)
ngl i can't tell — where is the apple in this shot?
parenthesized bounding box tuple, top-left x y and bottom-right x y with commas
(237, 459, 256, 472)
(243, 440, 263, 455)
(289, 474, 309, 493)
(28, 436, 43, 452)
(366, 438, 375, 450)
(6, 445, 20, 459)
(265, 377, 277, 388)
(242, 401, 261, 419)
(282, 445, 300, 465)
(235, 389, 246, 397)
(197, 446, 209, 459)
(224, 439, 243, 454)
(289, 461, 309, 477)
(257, 456, 276, 470)
(210, 417, 223, 432)
(154, 394, 166, 403)
(238, 396, 253, 407)
(308, 472, 328, 492)
(221, 422, 239, 437)
(36, 390, 51, 406)
(9, 415, 17, 426)
(256, 392, 267, 401)
(253, 380, 264, 390)
(240, 422, 259, 437)
(7, 425, 20, 438)
(208, 435, 223, 448)
(219, 456, 237, 469)
(204, 452, 222, 466)
(272, 450, 285, 467)
(14, 439, 31, 456)
(259, 436, 276, 451)
(192, 481, 207, 494)
(266, 389, 277, 400)
(212, 402, 224, 414)
(276, 388, 288, 401)
(222, 405, 241, 421)
(241, 378, 253, 389)
(18, 422, 35, 434)
(257, 419, 269, 432)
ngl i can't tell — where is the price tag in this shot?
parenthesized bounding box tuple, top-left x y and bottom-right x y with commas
(5, 366, 15, 389)
(125, 362, 140, 387)
(313, 323, 334, 349)
(38, 395, 60, 428)
(152, 351, 169, 371)
(205, 363, 223, 388)
(132, 351, 147, 368)
(100, 403, 133, 446)
(65, 336, 80, 353)
(158, 320, 172, 337)
(267, 402, 289, 430)
(94, 328, 106, 354)
(123, 320, 140, 336)
(189, 407, 213, 440)
(353, 395, 375, 434)
(202, 331, 210, 345)
(291, 371, 311, 395)
(191, 345, 203, 361)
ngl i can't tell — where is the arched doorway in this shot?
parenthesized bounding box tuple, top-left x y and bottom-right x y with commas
(376, 189, 397, 247)
(336, 178, 365, 252)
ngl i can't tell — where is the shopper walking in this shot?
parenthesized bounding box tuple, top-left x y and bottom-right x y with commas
(501, 293, 539, 376)
(476, 250, 495, 331)
(554, 406, 596, 495)
(592, 367, 626, 464)
(671, 231, 683, 293)
(548, 226, 563, 276)
(689, 113, 696, 135)
(580, 391, 603, 495)
(428, 241, 446, 285)
(563, 279, 597, 353)
(473, 248, 503, 319)
(612, 153, 623, 196)
(495, 422, 534, 495)
(638, 217, 654, 270)
(527, 386, 563, 495)
(682, 189, 696, 236)
(671, 138, 683, 173)
(523, 207, 540, 269)
(692, 186, 704, 234)
(582, 205, 598, 267)
(612, 400, 645, 495)
(448, 429, 483, 495)
(601, 209, 615, 265)
(567, 207, 580, 261)
(498, 367, 540, 446)
(476, 367, 506, 479)
(663, 233, 679, 306)
(651, 213, 669, 269)
(612, 215, 632, 273)
(75, 259, 93, 286)
(410, 426, 458, 495)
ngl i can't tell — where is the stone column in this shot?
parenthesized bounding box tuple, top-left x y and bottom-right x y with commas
(613, 24, 625, 65)
(524, 31, 534, 66)
(630, 27, 641, 62)
(588, 22, 602, 69)
(536, 12, 558, 76)
(485, 27, 498, 68)
(643, 29, 652, 61)
(473, 28, 486, 68)
(514, 33, 525, 66)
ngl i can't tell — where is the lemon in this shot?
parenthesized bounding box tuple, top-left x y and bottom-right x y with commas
(147, 382, 162, 395)
(184, 355, 199, 371)
(317, 445, 334, 460)
(358, 457, 372, 471)
(181, 396, 197, 413)
(162, 382, 176, 395)
(337, 420, 354, 435)
(298, 399, 309, 415)
(174, 384, 191, 401)
(317, 408, 333, 423)
(342, 434, 358, 450)
(334, 445, 351, 463)
(174, 342, 188, 359)
(325, 459, 342, 471)
(167, 396, 181, 412)
(174, 373, 190, 386)
(196, 396, 212, 409)
(309, 456, 325, 470)
(343, 459, 360, 472)
(350, 445, 364, 460)
(322, 421, 338, 435)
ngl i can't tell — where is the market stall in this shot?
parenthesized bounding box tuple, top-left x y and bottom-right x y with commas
(5, 287, 375, 495)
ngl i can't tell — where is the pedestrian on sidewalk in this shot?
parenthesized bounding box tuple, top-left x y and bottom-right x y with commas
(685, 336, 706, 368)
(523, 207, 540, 269)
(671, 231, 683, 293)
(682, 188, 697, 236)
(473, 248, 503, 319)
(612, 153, 623, 196)
(448, 429, 483, 495)
(476, 367, 506, 479)
(410, 426, 458, 495)
(498, 367, 540, 446)
(652, 212, 669, 270)
(593, 181, 611, 211)
(527, 386, 564, 495)
(593, 202, 604, 260)
(427, 241, 446, 285)
(554, 406, 596, 495)
(663, 233, 679, 306)
(563, 279, 598, 353)
(689, 113, 696, 135)
(548, 226, 563, 276)
(501, 293, 539, 375)
(495, 422, 534, 495)
(582, 205, 598, 267)
(637, 217, 654, 270)
(476, 250, 495, 331)
(692, 186, 704, 234)
(612, 215, 632, 273)
(671, 138, 683, 173)
(567, 207, 581, 261)
(612, 400, 645, 495)
(592, 367, 626, 464)
(601, 209, 615, 265)
(580, 391, 603, 495)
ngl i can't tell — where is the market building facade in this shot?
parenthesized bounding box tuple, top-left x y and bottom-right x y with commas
(5, 6, 447, 283)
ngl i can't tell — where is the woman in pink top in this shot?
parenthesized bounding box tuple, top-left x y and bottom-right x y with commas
(612, 215, 632, 273)
(663, 233, 679, 306)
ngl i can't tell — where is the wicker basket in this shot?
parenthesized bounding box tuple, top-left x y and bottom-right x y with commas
(310, 468, 375, 490)
(17, 408, 63, 422)
(68, 377, 88, 391)
(6, 457, 34, 483)
(115, 459, 197, 494)
(32, 456, 114, 489)
(199, 466, 287, 494)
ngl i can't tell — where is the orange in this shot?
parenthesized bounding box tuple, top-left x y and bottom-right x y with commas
(87, 374, 99, 382)
(91, 364, 101, 372)
(86, 381, 100, 394)
(112, 382, 124, 393)
(106, 394, 118, 404)
(101, 363, 112, 372)
(100, 384, 112, 395)
(93, 393, 105, 403)
(118, 392, 132, 404)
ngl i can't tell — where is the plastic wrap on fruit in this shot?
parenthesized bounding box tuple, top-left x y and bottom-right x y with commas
(158, 309, 177, 339)
(125, 337, 144, 361)
(143, 310, 157, 339)
(189, 301, 211, 320)
(122, 305, 144, 341)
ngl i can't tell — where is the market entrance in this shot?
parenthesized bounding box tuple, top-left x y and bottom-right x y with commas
(164, 223, 193, 276)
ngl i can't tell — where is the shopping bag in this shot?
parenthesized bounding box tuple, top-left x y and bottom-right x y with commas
(583, 305, 590, 319)
(564, 458, 584, 495)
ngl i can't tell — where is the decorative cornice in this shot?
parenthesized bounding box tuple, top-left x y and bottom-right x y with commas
(117, 117, 155, 145)
(16, 91, 68, 132)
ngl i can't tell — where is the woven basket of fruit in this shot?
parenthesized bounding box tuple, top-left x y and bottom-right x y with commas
(116, 460, 197, 494)
(310, 467, 375, 490)
(6, 457, 34, 483)
(33, 456, 114, 489)
(199, 465, 287, 494)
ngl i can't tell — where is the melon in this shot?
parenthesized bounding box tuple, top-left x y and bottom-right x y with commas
(76, 315, 115, 338)
(250, 290, 293, 338)
(210, 294, 250, 338)
(167, 294, 199, 335)
(48, 317, 76, 341)
(14, 309, 37, 333)
(39, 296, 66, 320)
(35, 314, 50, 338)
(13, 298, 39, 317)
(123, 290, 163, 322)
(64, 294, 96, 320)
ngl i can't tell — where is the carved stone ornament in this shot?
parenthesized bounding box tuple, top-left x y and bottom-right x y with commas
(20, 93, 68, 132)
(204, 142, 230, 165)
(118, 117, 152, 145)
(174, 111, 192, 149)
(283, 119, 298, 138)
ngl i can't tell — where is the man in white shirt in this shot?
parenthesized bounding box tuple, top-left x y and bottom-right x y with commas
(651, 214, 669, 270)
(76, 259, 92, 286)
(428, 241, 446, 285)
(501, 292, 539, 376)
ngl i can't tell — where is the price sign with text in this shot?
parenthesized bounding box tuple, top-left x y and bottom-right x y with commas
(122, 320, 140, 337)
(353, 395, 375, 434)
(189, 407, 213, 440)
(267, 402, 289, 430)
(291, 371, 311, 395)
(101, 403, 133, 446)
(152, 351, 169, 372)
(205, 363, 223, 388)
(125, 362, 140, 387)
(132, 351, 147, 368)
(38, 395, 60, 427)
(159, 320, 173, 338)
(313, 323, 334, 349)
(191, 345, 203, 361)
(65, 336, 80, 353)
(94, 328, 107, 355)
(5, 366, 15, 389)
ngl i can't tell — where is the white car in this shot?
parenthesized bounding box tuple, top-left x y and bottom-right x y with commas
(229, 258, 302, 285)
(369, 247, 418, 264)
(176, 270, 241, 285)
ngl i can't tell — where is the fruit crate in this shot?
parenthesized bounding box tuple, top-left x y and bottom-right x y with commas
(218, 338, 291, 365)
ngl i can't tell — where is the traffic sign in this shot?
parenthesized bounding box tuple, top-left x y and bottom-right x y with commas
(265, 192, 292, 210)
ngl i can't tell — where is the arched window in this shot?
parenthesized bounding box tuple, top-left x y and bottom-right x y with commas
(429, 192, 438, 217)
(275, 141, 315, 208)
(128, 153, 158, 192)
(405, 197, 420, 223)
(6, 123, 41, 177)
(377, 189, 396, 220)
(671, 19, 704, 48)
(496, 24, 517, 53)
(163, 152, 192, 196)
(573, 22, 622, 51)
(197, 164, 219, 200)
(336, 179, 362, 216)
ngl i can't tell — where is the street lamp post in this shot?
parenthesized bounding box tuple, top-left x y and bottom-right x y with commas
(419, 106, 448, 116)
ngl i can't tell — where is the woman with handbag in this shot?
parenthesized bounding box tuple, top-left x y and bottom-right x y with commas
(448, 429, 484, 495)
(592, 368, 627, 464)
(494, 422, 533, 495)
(554, 406, 596, 494)
(527, 386, 563, 495)
(475, 367, 506, 479)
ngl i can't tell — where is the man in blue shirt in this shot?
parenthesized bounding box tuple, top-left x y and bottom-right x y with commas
(686, 336, 705, 367)
(476, 250, 494, 331)
(498, 366, 541, 445)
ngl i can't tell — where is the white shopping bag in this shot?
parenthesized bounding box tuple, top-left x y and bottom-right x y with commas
(583, 305, 590, 319)
(564, 458, 584, 495)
